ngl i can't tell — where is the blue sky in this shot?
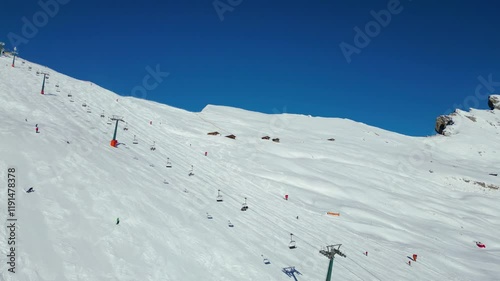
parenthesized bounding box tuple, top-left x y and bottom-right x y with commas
(1, 0, 499, 136)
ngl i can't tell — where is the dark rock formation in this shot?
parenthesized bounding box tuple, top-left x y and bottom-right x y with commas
(488, 95, 500, 110)
(435, 115, 454, 135)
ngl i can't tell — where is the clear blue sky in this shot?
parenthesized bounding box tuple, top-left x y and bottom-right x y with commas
(1, 0, 499, 136)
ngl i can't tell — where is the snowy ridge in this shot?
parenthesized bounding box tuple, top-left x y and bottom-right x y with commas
(1, 56, 500, 281)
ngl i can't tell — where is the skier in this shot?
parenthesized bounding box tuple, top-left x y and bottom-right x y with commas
(26, 187, 35, 193)
(35, 127, 39, 133)
(476, 241, 486, 248)
(116, 218, 120, 225)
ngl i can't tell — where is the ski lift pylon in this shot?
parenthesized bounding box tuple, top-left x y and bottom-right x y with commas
(288, 233, 297, 249)
(216, 189, 223, 202)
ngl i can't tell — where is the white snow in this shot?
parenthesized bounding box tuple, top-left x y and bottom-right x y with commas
(1, 56, 499, 281)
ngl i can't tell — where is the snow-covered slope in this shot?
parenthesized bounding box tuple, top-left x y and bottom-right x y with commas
(1, 56, 499, 281)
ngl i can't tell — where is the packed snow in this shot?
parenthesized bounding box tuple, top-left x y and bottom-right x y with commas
(1, 56, 499, 281)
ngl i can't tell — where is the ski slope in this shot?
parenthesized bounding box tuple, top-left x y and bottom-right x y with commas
(1, 56, 499, 281)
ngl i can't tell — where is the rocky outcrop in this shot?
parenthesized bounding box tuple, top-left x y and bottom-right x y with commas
(435, 95, 499, 135)
(488, 95, 500, 110)
(435, 115, 454, 135)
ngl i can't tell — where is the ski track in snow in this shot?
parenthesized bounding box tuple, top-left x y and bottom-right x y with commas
(1, 56, 500, 280)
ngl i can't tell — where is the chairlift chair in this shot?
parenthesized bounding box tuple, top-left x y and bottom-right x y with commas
(82, 102, 87, 107)
(188, 165, 194, 176)
(100, 111, 105, 118)
(216, 189, 223, 202)
(261, 255, 271, 265)
(288, 233, 297, 249)
(69, 98, 74, 102)
(150, 141, 156, 151)
(166, 158, 172, 168)
(241, 197, 248, 211)
(132, 135, 138, 144)
(206, 213, 213, 219)
(228, 220, 234, 227)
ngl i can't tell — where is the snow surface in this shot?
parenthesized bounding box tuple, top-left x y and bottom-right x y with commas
(1, 56, 500, 281)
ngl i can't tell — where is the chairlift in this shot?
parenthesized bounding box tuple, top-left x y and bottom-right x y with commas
(36, 71, 40, 76)
(183, 188, 189, 193)
(188, 165, 194, 176)
(87, 108, 91, 113)
(56, 88, 60, 92)
(288, 233, 297, 249)
(55, 84, 59, 87)
(107, 118, 112, 125)
(68, 93, 72, 97)
(241, 197, 248, 211)
(261, 255, 271, 265)
(166, 158, 172, 168)
(163, 179, 169, 184)
(132, 135, 138, 144)
(150, 141, 156, 151)
(228, 220, 234, 227)
(123, 122, 128, 130)
(82, 102, 87, 107)
(216, 189, 223, 202)
(206, 213, 213, 219)
(100, 111, 105, 118)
